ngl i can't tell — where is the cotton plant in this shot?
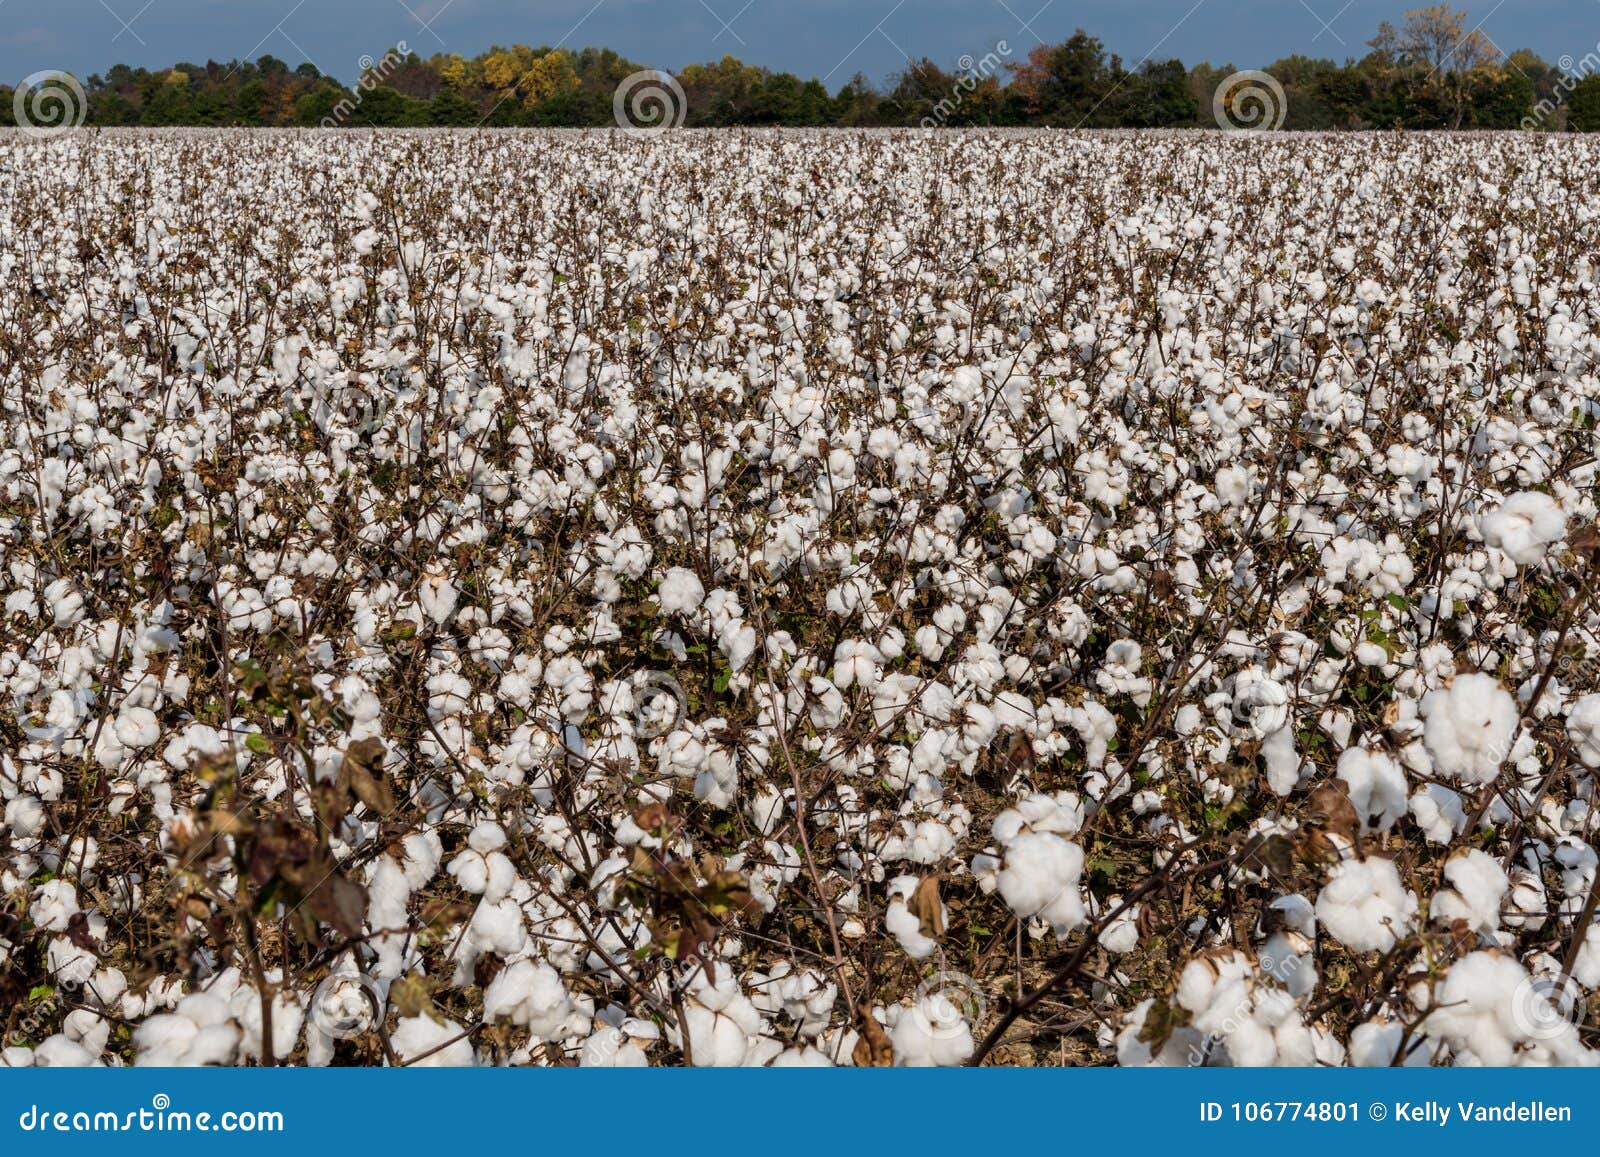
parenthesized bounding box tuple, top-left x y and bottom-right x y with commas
(4, 129, 1600, 1067)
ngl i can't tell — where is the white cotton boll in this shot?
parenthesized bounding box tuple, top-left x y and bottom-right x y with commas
(1428, 951, 1593, 1065)
(885, 876, 940, 959)
(580, 1025, 650, 1067)
(777, 970, 837, 1037)
(886, 997, 974, 1066)
(1410, 783, 1466, 845)
(29, 879, 79, 931)
(1260, 725, 1304, 797)
(1315, 857, 1417, 953)
(657, 567, 705, 615)
(1336, 747, 1408, 833)
(745, 784, 785, 835)
(770, 1044, 835, 1066)
(681, 1005, 751, 1066)
(1429, 850, 1508, 933)
(995, 831, 1086, 937)
(1571, 925, 1600, 988)
(1419, 673, 1518, 785)
(32, 1035, 98, 1067)
(484, 959, 587, 1040)
(1478, 491, 1566, 565)
(417, 569, 459, 625)
(1348, 1020, 1429, 1067)
(1098, 901, 1140, 953)
(114, 706, 161, 749)
(1116, 997, 1208, 1066)
(1567, 694, 1600, 768)
(392, 1014, 475, 1066)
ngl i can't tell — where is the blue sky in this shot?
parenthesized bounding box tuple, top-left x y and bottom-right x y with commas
(3, 0, 1593, 88)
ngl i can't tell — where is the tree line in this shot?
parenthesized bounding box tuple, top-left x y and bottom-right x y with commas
(5, 4, 1600, 131)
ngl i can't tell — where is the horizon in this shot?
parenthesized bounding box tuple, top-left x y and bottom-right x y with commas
(5, 0, 1597, 93)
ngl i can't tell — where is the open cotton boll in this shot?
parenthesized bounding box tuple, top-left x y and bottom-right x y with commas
(483, 959, 590, 1041)
(1419, 672, 1518, 784)
(1567, 694, 1600, 768)
(1478, 491, 1566, 565)
(1315, 857, 1418, 953)
(392, 1013, 475, 1066)
(995, 831, 1086, 937)
(1410, 783, 1467, 845)
(885, 995, 974, 1066)
(776, 969, 838, 1037)
(1335, 747, 1408, 832)
(1428, 849, 1508, 934)
(1348, 1019, 1431, 1066)
(884, 875, 941, 959)
(1426, 951, 1595, 1066)
(31, 1035, 100, 1067)
(657, 567, 705, 616)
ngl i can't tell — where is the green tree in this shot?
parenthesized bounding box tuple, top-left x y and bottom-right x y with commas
(1569, 74, 1600, 130)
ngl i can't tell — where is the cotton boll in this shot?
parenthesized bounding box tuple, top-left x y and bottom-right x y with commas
(1420, 673, 1518, 785)
(29, 879, 78, 931)
(31, 1035, 99, 1067)
(1315, 857, 1417, 953)
(1567, 694, 1600, 768)
(1410, 783, 1466, 845)
(1428, 951, 1593, 1066)
(1348, 1019, 1430, 1066)
(776, 969, 838, 1037)
(884, 875, 940, 959)
(1478, 491, 1566, 565)
(657, 567, 705, 616)
(680, 1004, 751, 1066)
(994, 831, 1086, 937)
(114, 706, 161, 749)
(1335, 747, 1408, 833)
(483, 959, 589, 1041)
(885, 995, 974, 1066)
(392, 1013, 475, 1066)
(1428, 850, 1508, 933)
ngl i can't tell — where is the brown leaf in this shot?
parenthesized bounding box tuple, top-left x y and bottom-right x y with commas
(1306, 780, 1360, 844)
(342, 738, 396, 814)
(302, 868, 368, 939)
(852, 1010, 894, 1067)
(910, 874, 946, 938)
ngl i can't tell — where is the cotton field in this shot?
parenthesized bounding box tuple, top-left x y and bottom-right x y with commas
(3, 128, 1600, 1068)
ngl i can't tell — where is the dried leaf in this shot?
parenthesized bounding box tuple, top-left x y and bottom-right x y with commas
(910, 874, 946, 938)
(852, 1010, 894, 1067)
